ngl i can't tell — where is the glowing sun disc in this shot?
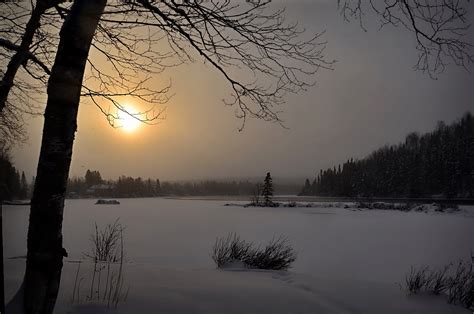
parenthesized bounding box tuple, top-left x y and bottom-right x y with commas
(118, 107, 140, 132)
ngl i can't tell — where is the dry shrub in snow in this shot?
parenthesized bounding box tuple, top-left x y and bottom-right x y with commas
(404, 259, 473, 310)
(405, 266, 430, 294)
(85, 219, 124, 263)
(249, 237, 297, 270)
(446, 261, 473, 309)
(211, 233, 253, 268)
(212, 233, 296, 270)
(75, 219, 128, 307)
(427, 264, 451, 295)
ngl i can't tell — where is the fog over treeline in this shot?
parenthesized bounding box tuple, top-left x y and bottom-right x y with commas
(300, 112, 474, 198)
(66, 170, 300, 198)
(4, 113, 474, 200)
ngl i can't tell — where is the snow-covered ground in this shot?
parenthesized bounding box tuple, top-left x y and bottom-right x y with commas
(3, 198, 474, 313)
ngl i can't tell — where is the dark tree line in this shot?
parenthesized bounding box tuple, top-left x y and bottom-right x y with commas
(67, 170, 297, 198)
(155, 179, 299, 196)
(67, 172, 160, 197)
(300, 112, 474, 199)
(0, 150, 30, 200)
(158, 180, 257, 197)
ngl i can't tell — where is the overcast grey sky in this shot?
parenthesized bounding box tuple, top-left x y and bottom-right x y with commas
(12, 1, 473, 182)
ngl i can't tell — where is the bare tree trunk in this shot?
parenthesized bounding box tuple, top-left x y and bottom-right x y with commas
(0, 202, 5, 314)
(24, 1, 106, 313)
(0, 0, 48, 112)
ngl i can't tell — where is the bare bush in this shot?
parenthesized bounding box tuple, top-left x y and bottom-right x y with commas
(211, 233, 296, 271)
(404, 259, 473, 310)
(74, 219, 128, 308)
(211, 233, 253, 268)
(85, 219, 124, 263)
(427, 264, 451, 295)
(249, 184, 262, 207)
(247, 236, 297, 270)
(447, 261, 473, 309)
(405, 265, 430, 294)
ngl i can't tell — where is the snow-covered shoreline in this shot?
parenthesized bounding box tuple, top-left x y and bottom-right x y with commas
(3, 198, 473, 313)
(226, 201, 473, 215)
(5, 259, 470, 314)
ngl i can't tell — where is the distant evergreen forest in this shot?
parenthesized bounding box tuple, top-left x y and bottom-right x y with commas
(300, 112, 474, 198)
(0, 149, 29, 200)
(66, 170, 299, 198)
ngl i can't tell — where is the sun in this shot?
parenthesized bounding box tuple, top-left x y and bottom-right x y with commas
(118, 106, 141, 133)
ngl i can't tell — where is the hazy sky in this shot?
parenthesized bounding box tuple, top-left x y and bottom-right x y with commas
(12, 1, 474, 182)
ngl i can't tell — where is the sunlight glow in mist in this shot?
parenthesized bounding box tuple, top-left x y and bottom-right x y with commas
(118, 106, 141, 133)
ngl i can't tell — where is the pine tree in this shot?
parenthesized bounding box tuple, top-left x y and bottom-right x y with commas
(85, 169, 103, 187)
(155, 179, 161, 195)
(262, 172, 274, 206)
(20, 171, 28, 199)
(299, 178, 311, 196)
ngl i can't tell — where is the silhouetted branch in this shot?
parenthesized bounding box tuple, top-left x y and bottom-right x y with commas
(0, 0, 66, 143)
(127, 0, 334, 129)
(338, 0, 473, 76)
(0, 0, 173, 141)
(0, 38, 51, 75)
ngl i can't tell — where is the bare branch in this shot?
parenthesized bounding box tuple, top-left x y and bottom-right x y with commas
(0, 38, 51, 75)
(338, 0, 473, 76)
(129, 0, 334, 128)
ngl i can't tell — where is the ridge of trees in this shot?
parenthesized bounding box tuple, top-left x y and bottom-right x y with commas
(300, 112, 474, 198)
(0, 146, 30, 200)
(67, 170, 299, 198)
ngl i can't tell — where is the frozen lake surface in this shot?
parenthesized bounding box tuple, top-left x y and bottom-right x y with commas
(3, 198, 474, 313)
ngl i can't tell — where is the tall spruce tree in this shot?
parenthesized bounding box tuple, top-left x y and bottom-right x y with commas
(20, 171, 28, 199)
(262, 172, 274, 206)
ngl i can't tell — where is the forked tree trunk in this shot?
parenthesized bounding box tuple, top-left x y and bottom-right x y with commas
(0, 0, 48, 112)
(24, 1, 106, 313)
